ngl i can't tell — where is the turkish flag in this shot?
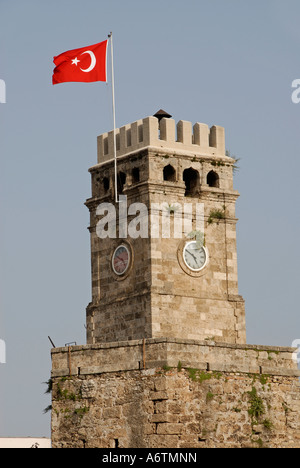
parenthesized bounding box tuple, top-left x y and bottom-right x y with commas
(52, 40, 108, 85)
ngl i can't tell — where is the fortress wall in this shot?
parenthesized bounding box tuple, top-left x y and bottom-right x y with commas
(51, 339, 300, 448)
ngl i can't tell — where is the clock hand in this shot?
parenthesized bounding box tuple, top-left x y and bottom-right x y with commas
(116, 256, 126, 266)
(186, 250, 197, 263)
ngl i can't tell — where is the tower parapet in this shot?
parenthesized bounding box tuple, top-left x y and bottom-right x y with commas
(97, 116, 226, 164)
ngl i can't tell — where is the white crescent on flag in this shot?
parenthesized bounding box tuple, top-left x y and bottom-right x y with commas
(52, 39, 108, 84)
(80, 50, 96, 72)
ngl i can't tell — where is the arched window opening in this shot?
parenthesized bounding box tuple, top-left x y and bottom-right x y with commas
(163, 164, 176, 182)
(103, 177, 110, 193)
(183, 168, 200, 197)
(117, 172, 127, 194)
(207, 170, 219, 188)
(132, 167, 140, 184)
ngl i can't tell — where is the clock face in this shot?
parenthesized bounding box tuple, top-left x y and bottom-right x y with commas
(112, 245, 130, 276)
(183, 241, 208, 272)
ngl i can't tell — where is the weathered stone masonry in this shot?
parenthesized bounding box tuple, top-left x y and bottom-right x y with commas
(51, 113, 300, 448)
(85, 115, 245, 345)
(51, 339, 300, 448)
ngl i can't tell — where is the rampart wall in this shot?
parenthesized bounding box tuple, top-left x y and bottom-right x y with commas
(51, 339, 300, 448)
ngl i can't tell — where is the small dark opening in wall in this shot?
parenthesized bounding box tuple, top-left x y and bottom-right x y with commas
(183, 168, 200, 196)
(104, 138, 109, 155)
(207, 170, 219, 188)
(163, 164, 176, 182)
(117, 172, 126, 194)
(114, 439, 119, 448)
(103, 177, 110, 192)
(132, 167, 140, 184)
(116, 133, 120, 151)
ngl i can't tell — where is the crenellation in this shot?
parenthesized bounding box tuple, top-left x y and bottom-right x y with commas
(177, 120, 192, 145)
(97, 116, 227, 164)
(160, 117, 176, 142)
(209, 125, 225, 154)
(193, 122, 210, 147)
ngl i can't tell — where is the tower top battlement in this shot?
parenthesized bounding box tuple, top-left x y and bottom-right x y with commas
(97, 116, 226, 164)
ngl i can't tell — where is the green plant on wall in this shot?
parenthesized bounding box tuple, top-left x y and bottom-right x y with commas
(206, 391, 214, 403)
(74, 406, 90, 418)
(262, 418, 273, 430)
(207, 209, 225, 225)
(247, 386, 265, 421)
(247, 386, 271, 448)
(187, 368, 222, 383)
(43, 378, 53, 414)
(165, 203, 180, 215)
(226, 149, 240, 174)
(187, 230, 205, 248)
(56, 382, 79, 402)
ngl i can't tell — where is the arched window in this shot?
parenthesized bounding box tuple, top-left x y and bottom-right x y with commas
(163, 164, 176, 182)
(103, 177, 110, 193)
(117, 172, 126, 194)
(132, 167, 140, 184)
(183, 168, 200, 197)
(207, 170, 219, 188)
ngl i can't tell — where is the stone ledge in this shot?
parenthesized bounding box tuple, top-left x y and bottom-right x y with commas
(261, 367, 300, 377)
(51, 362, 300, 379)
(51, 337, 297, 355)
(51, 337, 299, 379)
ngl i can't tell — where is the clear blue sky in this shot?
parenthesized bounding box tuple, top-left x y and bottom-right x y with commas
(0, 0, 299, 438)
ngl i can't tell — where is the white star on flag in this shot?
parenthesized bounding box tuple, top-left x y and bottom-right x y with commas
(71, 57, 80, 66)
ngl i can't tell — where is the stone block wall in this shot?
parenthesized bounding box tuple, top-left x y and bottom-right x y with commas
(97, 117, 226, 164)
(51, 339, 300, 448)
(86, 144, 245, 345)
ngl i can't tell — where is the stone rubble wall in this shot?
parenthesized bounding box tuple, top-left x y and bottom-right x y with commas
(51, 339, 300, 448)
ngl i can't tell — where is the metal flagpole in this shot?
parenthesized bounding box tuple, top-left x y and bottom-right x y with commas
(108, 32, 118, 203)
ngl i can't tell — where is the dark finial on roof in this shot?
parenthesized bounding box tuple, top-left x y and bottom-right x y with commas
(153, 109, 172, 122)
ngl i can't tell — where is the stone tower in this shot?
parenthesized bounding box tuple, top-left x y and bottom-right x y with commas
(85, 112, 246, 345)
(51, 113, 300, 449)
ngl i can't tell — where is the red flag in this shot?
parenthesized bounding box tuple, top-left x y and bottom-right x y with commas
(52, 40, 108, 85)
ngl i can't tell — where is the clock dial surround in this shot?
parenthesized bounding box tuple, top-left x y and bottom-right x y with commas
(182, 241, 208, 273)
(112, 244, 131, 276)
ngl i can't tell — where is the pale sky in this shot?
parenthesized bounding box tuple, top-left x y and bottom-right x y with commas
(0, 0, 300, 437)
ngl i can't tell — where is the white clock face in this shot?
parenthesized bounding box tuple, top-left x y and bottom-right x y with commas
(183, 241, 208, 272)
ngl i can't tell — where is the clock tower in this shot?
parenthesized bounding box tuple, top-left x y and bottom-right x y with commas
(85, 111, 246, 345)
(51, 111, 300, 449)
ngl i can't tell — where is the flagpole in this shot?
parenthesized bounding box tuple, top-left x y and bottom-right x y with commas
(108, 32, 118, 204)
